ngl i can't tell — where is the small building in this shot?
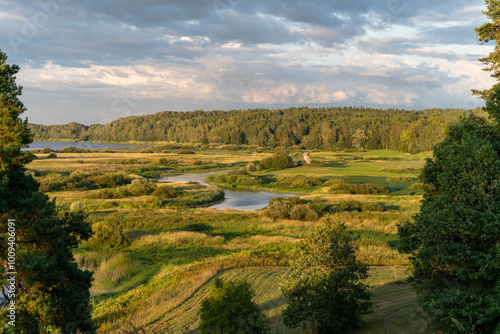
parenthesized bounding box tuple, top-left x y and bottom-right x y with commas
(303, 152, 311, 164)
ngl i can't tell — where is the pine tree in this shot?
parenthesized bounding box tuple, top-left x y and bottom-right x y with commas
(0, 50, 95, 333)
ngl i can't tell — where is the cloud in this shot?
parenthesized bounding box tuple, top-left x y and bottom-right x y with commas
(0, 0, 492, 124)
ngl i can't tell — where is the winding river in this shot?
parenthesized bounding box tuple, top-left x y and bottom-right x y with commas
(158, 171, 293, 211)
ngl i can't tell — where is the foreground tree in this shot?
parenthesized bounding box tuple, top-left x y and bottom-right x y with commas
(199, 278, 270, 334)
(398, 3, 500, 332)
(0, 50, 95, 333)
(281, 219, 371, 334)
(398, 115, 500, 333)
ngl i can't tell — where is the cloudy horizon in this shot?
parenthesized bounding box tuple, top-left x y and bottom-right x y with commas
(0, 0, 495, 125)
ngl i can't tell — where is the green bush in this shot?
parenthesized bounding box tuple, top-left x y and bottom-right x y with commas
(338, 200, 384, 212)
(326, 179, 389, 194)
(85, 221, 130, 249)
(260, 151, 292, 170)
(151, 185, 178, 198)
(246, 162, 257, 172)
(206, 170, 262, 186)
(289, 204, 319, 221)
(143, 197, 163, 208)
(87, 172, 131, 188)
(88, 189, 123, 199)
(42, 147, 52, 153)
(408, 182, 425, 190)
(385, 176, 414, 182)
(271, 175, 323, 187)
(199, 278, 270, 334)
(177, 150, 195, 154)
(265, 197, 304, 220)
(193, 160, 204, 166)
(47, 152, 57, 158)
(126, 179, 157, 196)
(69, 201, 86, 213)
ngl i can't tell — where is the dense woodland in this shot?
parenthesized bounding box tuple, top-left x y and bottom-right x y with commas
(29, 107, 484, 153)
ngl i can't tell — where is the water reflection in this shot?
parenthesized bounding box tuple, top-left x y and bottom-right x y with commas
(158, 171, 293, 211)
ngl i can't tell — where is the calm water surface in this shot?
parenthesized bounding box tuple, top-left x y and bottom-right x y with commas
(159, 171, 293, 211)
(25, 141, 139, 150)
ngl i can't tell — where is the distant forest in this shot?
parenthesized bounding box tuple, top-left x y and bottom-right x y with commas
(29, 107, 484, 153)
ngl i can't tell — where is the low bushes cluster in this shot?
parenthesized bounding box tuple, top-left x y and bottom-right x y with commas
(379, 168, 420, 173)
(151, 185, 178, 198)
(38, 171, 132, 192)
(338, 200, 384, 212)
(126, 179, 157, 196)
(206, 170, 262, 186)
(271, 175, 323, 187)
(85, 221, 130, 249)
(325, 179, 389, 194)
(260, 152, 292, 170)
(385, 176, 414, 182)
(177, 150, 196, 154)
(409, 182, 425, 190)
(265, 197, 318, 221)
(61, 146, 91, 153)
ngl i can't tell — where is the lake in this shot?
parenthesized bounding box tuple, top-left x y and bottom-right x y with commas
(158, 171, 294, 211)
(25, 141, 139, 150)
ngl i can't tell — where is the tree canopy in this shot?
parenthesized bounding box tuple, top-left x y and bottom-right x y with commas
(281, 219, 371, 334)
(199, 278, 270, 334)
(398, 4, 500, 332)
(29, 107, 481, 153)
(0, 49, 95, 333)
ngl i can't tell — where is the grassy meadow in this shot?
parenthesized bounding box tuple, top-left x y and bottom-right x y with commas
(27, 147, 431, 333)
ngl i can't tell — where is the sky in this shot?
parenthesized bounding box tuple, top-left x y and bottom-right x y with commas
(0, 0, 495, 125)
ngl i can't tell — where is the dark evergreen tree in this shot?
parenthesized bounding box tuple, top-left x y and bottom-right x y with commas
(0, 50, 95, 333)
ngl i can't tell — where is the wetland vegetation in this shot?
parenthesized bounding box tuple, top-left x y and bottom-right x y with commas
(25, 146, 430, 333)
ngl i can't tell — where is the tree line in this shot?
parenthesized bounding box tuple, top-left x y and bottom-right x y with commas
(29, 107, 484, 153)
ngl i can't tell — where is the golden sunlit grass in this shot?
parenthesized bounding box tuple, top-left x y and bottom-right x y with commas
(26, 149, 429, 333)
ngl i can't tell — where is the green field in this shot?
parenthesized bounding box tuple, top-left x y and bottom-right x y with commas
(27, 148, 430, 333)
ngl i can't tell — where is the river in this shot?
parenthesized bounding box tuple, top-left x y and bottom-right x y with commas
(24, 141, 140, 150)
(158, 171, 293, 211)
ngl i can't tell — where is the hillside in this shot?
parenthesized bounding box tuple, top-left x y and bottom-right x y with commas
(28, 107, 484, 153)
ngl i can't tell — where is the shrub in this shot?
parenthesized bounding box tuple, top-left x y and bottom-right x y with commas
(85, 221, 130, 249)
(89, 189, 123, 199)
(69, 201, 86, 213)
(193, 160, 204, 166)
(42, 147, 52, 153)
(199, 278, 270, 334)
(126, 179, 157, 196)
(87, 172, 131, 188)
(289, 204, 319, 221)
(271, 175, 323, 187)
(385, 176, 414, 182)
(246, 162, 257, 172)
(409, 182, 425, 190)
(338, 200, 384, 212)
(177, 150, 195, 154)
(151, 185, 178, 198)
(206, 170, 262, 186)
(361, 202, 384, 212)
(47, 152, 57, 158)
(158, 158, 170, 164)
(265, 197, 304, 220)
(143, 197, 162, 208)
(139, 149, 154, 153)
(326, 179, 389, 194)
(260, 151, 292, 170)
